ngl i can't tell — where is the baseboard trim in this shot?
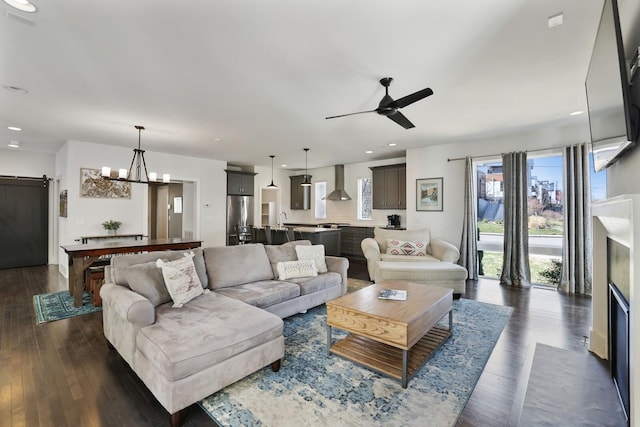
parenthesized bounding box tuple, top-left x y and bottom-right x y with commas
(589, 328, 608, 359)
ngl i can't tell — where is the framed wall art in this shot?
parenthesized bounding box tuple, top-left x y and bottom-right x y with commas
(416, 177, 443, 211)
(80, 168, 131, 199)
(59, 190, 68, 217)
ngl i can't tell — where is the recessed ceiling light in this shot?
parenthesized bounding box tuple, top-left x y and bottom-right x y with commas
(8, 126, 22, 131)
(281, 164, 287, 168)
(548, 13, 563, 28)
(8, 141, 21, 148)
(3, 0, 37, 13)
(213, 138, 223, 142)
(4, 85, 29, 94)
(365, 150, 373, 154)
(569, 110, 585, 116)
(388, 143, 397, 147)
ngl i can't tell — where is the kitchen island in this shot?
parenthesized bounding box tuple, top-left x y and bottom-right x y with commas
(257, 226, 341, 256)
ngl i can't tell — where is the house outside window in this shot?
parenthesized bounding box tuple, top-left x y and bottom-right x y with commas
(358, 177, 372, 220)
(315, 181, 326, 219)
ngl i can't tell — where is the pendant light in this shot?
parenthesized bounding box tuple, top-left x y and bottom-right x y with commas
(301, 148, 311, 187)
(267, 155, 278, 188)
(101, 125, 170, 184)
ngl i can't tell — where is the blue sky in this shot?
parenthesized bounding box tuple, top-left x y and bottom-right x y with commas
(529, 155, 607, 201)
(479, 154, 607, 201)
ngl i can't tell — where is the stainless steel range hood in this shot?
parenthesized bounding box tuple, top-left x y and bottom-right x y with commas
(324, 165, 352, 201)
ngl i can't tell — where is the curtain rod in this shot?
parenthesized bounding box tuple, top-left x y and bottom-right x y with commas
(447, 144, 574, 162)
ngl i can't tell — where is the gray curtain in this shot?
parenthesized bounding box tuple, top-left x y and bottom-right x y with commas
(458, 156, 478, 280)
(500, 151, 531, 287)
(560, 143, 592, 295)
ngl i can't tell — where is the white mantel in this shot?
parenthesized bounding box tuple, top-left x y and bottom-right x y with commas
(591, 194, 638, 425)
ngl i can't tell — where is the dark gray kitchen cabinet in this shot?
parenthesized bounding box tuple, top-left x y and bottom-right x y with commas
(340, 226, 374, 260)
(226, 170, 256, 196)
(290, 175, 311, 210)
(370, 164, 406, 209)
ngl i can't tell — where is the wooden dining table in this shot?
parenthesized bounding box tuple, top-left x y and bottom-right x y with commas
(60, 238, 202, 307)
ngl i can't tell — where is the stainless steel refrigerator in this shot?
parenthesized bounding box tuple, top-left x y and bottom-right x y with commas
(226, 195, 254, 245)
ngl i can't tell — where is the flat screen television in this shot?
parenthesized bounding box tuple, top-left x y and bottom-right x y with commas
(585, 0, 637, 172)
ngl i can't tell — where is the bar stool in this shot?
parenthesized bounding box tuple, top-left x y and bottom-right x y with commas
(264, 226, 273, 244)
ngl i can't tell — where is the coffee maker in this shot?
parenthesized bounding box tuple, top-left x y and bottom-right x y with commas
(387, 214, 400, 228)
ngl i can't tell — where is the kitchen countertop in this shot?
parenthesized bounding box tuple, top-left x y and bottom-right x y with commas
(257, 226, 341, 233)
(280, 223, 405, 230)
(293, 227, 342, 233)
(283, 222, 350, 228)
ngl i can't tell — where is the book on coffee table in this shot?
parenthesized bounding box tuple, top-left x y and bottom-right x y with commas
(378, 289, 407, 301)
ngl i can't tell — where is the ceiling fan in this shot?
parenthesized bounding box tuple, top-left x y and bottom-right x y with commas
(325, 77, 433, 129)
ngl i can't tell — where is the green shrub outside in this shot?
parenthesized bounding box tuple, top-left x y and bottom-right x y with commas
(479, 252, 561, 286)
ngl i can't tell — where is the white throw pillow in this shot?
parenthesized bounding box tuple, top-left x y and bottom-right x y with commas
(156, 253, 208, 308)
(386, 239, 428, 256)
(295, 244, 328, 273)
(277, 260, 318, 280)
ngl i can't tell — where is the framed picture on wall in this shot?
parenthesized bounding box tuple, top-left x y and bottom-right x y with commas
(416, 177, 443, 211)
(80, 168, 131, 198)
(59, 190, 68, 217)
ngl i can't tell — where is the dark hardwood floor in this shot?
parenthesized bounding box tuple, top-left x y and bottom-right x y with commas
(0, 260, 600, 426)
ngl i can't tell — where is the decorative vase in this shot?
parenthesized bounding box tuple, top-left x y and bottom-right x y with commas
(107, 229, 116, 236)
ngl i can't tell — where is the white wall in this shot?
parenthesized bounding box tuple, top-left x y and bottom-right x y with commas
(607, 146, 640, 195)
(0, 148, 55, 177)
(55, 140, 228, 276)
(406, 121, 590, 246)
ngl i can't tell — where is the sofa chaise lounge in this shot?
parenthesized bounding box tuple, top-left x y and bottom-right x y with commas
(100, 240, 348, 426)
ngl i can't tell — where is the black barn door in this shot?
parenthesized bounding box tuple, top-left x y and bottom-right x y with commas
(0, 176, 49, 269)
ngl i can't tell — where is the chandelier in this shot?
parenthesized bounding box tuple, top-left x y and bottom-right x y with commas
(101, 125, 170, 184)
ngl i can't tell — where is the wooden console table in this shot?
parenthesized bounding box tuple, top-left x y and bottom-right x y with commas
(76, 233, 145, 244)
(61, 238, 202, 307)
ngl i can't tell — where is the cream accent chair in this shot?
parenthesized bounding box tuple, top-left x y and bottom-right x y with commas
(361, 227, 467, 294)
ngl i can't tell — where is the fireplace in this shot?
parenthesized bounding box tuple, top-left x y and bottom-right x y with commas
(607, 238, 630, 419)
(591, 195, 639, 425)
(609, 282, 629, 418)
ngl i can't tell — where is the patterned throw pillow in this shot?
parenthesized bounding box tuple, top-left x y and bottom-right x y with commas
(156, 253, 208, 308)
(277, 260, 318, 280)
(386, 239, 428, 256)
(295, 244, 328, 273)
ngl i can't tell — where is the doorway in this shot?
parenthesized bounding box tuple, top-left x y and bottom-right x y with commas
(261, 187, 279, 227)
(148, 182, 195, 239)
(0, 176, 49, 269)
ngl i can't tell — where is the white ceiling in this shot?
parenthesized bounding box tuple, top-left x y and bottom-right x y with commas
(0, 0, 605, 170)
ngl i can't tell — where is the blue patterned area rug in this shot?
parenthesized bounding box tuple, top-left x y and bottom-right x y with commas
(200, 299, 513, 426)
(33, 290, 102, 324)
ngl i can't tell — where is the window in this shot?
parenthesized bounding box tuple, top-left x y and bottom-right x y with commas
(590, 152, 607, 202)
(357, 177, 372, 220)
(315, 181, 326, 219)
(476, 155, 565, 285)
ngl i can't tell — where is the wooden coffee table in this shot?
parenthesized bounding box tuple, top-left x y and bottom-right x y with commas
(326, 280, 453, 388)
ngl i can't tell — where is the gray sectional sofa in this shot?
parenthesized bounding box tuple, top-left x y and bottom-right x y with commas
(100, 240, 348, 426)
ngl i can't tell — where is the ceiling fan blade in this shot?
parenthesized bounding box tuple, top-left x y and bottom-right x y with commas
(387, 111, 415, 129)
(325, 109, 377, 120)
(391, 88, 433, 109)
